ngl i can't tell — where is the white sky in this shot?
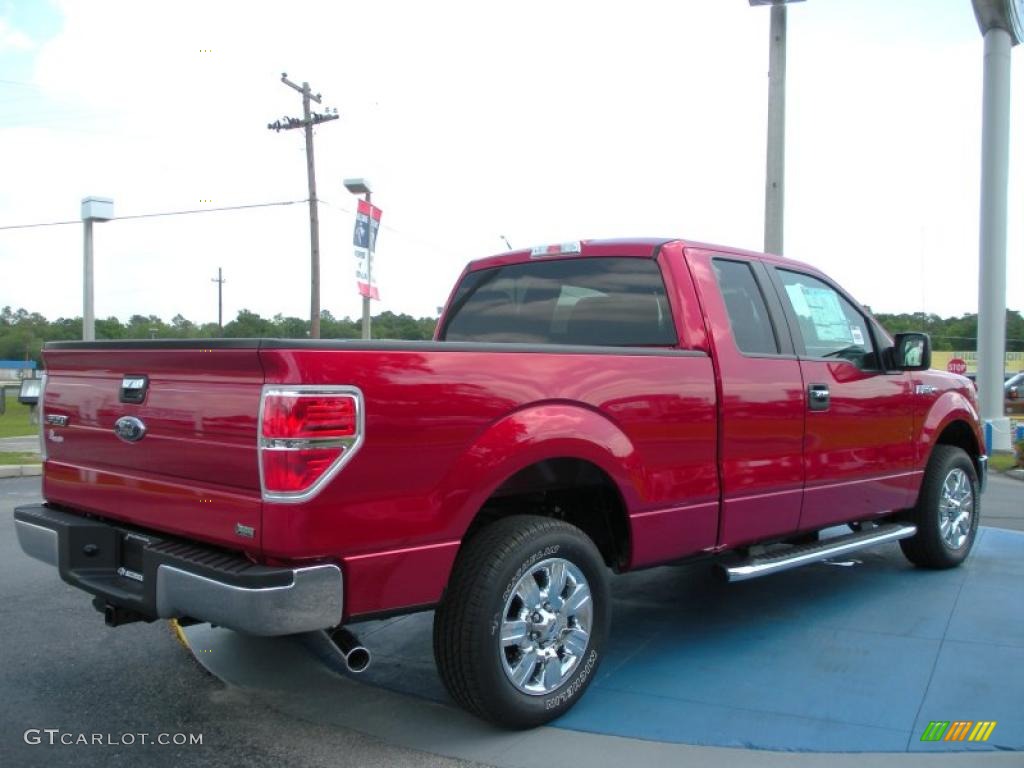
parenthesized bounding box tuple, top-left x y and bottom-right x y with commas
(0, 0, 1022, 325)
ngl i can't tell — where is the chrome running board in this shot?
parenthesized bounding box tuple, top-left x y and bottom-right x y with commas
(722, 523, 917, 582)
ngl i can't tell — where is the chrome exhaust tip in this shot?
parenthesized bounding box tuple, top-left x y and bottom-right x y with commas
(328, 627, 371, 673)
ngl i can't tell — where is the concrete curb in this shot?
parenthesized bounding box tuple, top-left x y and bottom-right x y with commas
(1004, 468, 1024, 482)
(0, 465, 42, 478)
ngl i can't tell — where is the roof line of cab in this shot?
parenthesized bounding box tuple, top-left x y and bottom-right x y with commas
(466, 237, 819, 275)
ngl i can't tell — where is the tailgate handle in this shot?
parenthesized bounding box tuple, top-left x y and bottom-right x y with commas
(120, 375, 149, 404)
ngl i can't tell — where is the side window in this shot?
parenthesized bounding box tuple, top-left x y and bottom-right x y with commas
(776, 269, 877, 369)
(712, 259, 779, 355)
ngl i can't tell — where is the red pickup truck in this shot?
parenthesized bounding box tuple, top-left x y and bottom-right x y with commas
(15, 238, 986, 727)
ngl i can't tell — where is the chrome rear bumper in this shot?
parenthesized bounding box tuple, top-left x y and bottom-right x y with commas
(14, 504, 343, 636)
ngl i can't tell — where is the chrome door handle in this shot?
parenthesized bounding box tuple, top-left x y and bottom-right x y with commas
(808, 384, 830, 411)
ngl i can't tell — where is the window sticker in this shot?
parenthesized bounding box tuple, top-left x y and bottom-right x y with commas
(851, 326, 865, 346)
(786, 283, 853, 343)
(784, 284, 811, 318)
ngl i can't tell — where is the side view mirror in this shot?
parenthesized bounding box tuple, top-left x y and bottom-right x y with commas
(891, 332, 931, 371)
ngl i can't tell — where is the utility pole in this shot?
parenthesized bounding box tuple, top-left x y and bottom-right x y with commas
(268, 73, 339, 339)
(211, 267, 226, 332)
(749, 1, 804, 256)
(763, 3, 786, 255)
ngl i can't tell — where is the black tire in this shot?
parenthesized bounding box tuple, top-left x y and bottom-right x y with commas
(433, 515, 610, 728)
(899, 445, 980, 569)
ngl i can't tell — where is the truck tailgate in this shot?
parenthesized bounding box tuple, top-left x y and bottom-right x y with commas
(41, 344, 265, 553)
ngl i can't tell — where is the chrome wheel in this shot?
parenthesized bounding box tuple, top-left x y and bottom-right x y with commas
(939, 467, 973, 550)
(499, 557, 593, 696)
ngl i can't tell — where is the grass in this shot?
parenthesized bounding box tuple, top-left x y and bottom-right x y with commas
(989, 452, 1020, 472)
(0, 451, 39, 466)
(0, 391, 37, 438)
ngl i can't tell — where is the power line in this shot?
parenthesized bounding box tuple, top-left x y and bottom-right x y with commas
(115, 199, 306, 222)
(0, 78, 41, 89)
(0, 218, 79, 231)
(0, 199, 307, 231)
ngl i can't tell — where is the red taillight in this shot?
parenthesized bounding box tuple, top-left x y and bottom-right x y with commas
(261, 447, 342, 493)
(259, 388, 363, 500)
(262, 395, 356, 439)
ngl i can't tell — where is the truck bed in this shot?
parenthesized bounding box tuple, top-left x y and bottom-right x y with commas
(40, 338, 718, 616)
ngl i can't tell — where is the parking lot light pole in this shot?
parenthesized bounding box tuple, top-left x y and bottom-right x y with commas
(344, 178, 373, 340)
(749, 0, 805, 256)
(971, 0, 1021, 451)
(80, 197, 114, 341)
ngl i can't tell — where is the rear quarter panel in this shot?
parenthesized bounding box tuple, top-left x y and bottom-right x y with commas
(259, 346, 718, 617)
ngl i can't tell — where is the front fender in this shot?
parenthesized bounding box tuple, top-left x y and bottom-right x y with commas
(437, 402, 645, 541)
(917, 390, 983, 469)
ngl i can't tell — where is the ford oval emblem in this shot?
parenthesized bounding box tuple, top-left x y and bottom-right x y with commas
(114, 416, 147, 443)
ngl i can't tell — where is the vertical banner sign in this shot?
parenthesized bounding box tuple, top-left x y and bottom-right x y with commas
(353, 199, 381, 300)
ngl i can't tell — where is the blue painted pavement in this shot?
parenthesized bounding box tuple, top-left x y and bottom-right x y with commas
(349, 527, 1024, 752)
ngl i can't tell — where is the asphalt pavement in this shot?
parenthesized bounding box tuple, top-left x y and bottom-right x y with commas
(1, 474, 1020, 767)
(0, 476, 478, 768)
(982, 471, 1023, 531)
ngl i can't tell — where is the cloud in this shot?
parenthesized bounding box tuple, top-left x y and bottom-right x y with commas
(0, 0, 1021, 326)
(0, 17, 34, 51)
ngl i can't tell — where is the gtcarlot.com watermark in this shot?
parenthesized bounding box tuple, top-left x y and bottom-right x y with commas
(24, 729, 203, 746)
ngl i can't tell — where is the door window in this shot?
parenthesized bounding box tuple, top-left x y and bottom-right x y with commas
(712, 259, 780, 355)
(776, 269, 877, 370)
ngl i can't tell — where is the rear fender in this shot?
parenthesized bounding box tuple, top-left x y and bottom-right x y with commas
(440, 403, 643, 540)
(340, 403, 642, 619)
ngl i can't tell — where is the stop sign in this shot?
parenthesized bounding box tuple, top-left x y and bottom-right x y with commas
(947, 358, 968, 375)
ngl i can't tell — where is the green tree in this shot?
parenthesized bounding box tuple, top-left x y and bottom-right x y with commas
(223, 309, 276, 338)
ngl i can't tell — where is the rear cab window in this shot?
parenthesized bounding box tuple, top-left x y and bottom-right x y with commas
(440, 257, 678, 346)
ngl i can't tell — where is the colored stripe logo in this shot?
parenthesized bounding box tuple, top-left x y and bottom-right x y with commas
(920, 721, 997, 742)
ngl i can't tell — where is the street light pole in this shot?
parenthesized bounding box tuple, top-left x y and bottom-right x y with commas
(361, 188, 373, 340)
(344, 178, 375, 340)
(971, 0, 1021, 451)
(83, 219, 94, 341)
(211, 267, 226, 332)
(80, 197, 113, 341)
